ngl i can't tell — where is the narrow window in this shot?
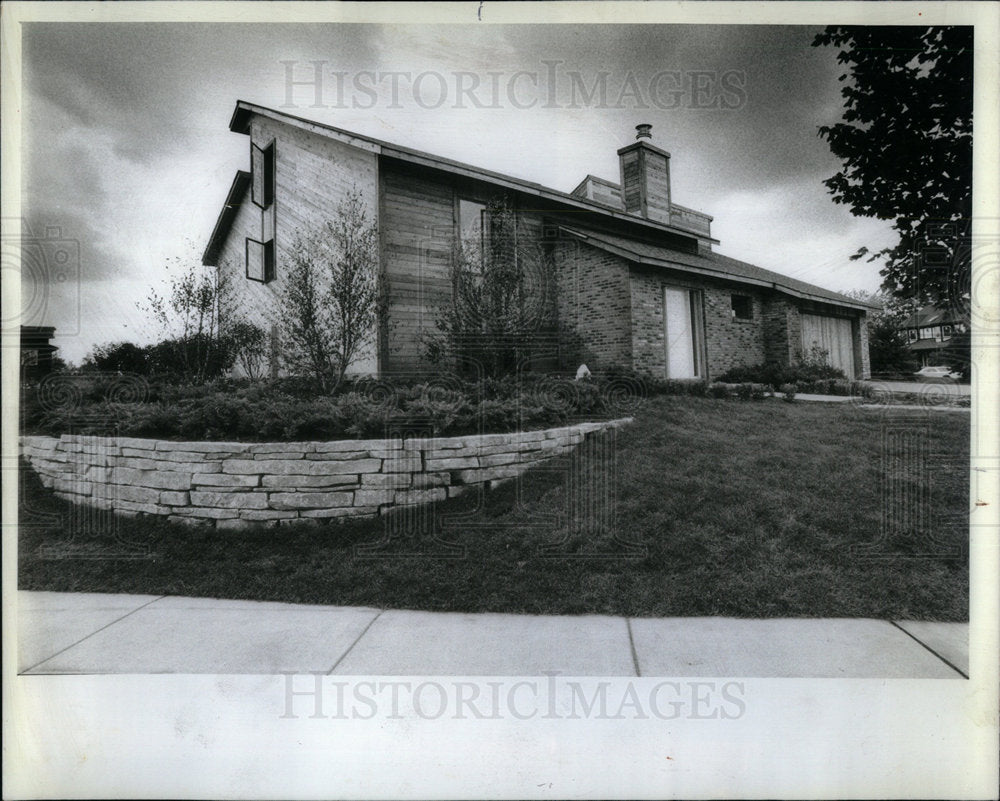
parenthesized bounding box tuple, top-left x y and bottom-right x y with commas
(246, 238, 275, 284)
(252, 142, 276, 208)
(458, 199, 488, 263)
(731, 294, 752, 321)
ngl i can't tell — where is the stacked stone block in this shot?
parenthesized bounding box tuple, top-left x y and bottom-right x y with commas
(19, 419, 630, 529)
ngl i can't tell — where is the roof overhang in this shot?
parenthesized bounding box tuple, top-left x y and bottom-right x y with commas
(202, 170, 251, 266)
(227, 100, 719, 245)
(558, 226, 872, 312)
(908, 339, 951, 352)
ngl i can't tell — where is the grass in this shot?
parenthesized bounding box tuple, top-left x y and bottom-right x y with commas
(18, 396, 969, 620)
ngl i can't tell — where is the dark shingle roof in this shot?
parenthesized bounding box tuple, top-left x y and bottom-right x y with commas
(900, 306, 965, 328)
(559, 227, 875, 311)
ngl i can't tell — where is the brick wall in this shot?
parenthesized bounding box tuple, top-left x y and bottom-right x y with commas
(629, 266, 767, 379)
(857, 315, 871, 379)
(20, 419, 630, 530)
(552, 239, 633, 369)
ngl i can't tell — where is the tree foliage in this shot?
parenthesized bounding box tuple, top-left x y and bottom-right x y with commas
(141, 252, 239, 382)
(280, 190, 385, 393)
(843, 289, 917, 375)
(813, 26, 973, 307)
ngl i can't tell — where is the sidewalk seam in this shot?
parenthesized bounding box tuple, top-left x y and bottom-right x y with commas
(888, 620, 969, 679)
(626, 618, 641, 677)
(326, 609, 383, 675)
(20, 595, 168, 675)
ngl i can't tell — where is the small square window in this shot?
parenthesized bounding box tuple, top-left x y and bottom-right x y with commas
(731, 294, 752, 321)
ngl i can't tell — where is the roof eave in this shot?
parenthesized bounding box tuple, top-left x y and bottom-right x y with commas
(202, 170, 251, 266)
(228, 100, 719, 244)
(559, 227, 871, 312)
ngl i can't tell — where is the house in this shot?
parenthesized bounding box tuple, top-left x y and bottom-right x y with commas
(20, 325, 58, 381)
(898, 305, 969, 368)
(203, 101, 872, 380)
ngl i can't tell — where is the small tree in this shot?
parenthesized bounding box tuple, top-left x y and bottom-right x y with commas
(229, 321, 269, 381)
(141, 249, 238, 382)
(280, 190, 384, 393)
(843, 289, 918, 376)
(428, 198, 553, 378)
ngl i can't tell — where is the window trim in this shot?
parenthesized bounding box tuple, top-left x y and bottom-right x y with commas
(245, 237, 275, 284)
(251, 140, 276, 209)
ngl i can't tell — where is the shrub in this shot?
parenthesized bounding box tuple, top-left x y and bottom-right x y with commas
(708, 382, 731, 399)
(83, 342, 150, 374)
(718, 359, 847, 389)
(780, 383, 797, 402)
(229, 321, 269, 381)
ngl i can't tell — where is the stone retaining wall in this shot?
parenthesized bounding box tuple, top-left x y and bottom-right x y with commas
(19, 419, 631, 529)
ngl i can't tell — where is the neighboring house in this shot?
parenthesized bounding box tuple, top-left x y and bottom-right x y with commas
(203, 101, 873, 380)
(20, 325, 58, 381)
(898, 306, 969, 367)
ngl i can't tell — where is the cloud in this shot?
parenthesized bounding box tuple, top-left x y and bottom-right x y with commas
(19, 22, 899, 363)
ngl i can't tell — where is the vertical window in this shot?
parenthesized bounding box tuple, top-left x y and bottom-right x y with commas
(731, 294, 752, 320)
(459, 199, 488, 258)
(245, 238, 275, 283)
(249, 140, 276, 282)
(252, 142, 275, 208)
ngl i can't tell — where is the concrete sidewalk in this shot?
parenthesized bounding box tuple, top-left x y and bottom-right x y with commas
(16, 591, 969, 678)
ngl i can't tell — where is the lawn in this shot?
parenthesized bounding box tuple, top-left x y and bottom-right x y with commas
(17, 396, 970, 620)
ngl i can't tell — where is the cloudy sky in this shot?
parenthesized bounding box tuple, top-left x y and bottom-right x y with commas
(21, 22, 898, 364)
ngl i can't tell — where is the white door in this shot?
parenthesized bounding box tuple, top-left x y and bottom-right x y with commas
(664, 287, 698, 378)
(801, 314, 855, 377)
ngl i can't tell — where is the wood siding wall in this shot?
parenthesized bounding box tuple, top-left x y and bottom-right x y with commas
(216, 114, 379, 376)
(379, 164, 455, 374)
(379, 160, 560, 375)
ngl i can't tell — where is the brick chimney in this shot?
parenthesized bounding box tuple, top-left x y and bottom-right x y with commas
(617, 124, 671, 224)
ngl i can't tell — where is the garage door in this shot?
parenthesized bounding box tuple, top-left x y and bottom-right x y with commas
(801, 314, 855, 377)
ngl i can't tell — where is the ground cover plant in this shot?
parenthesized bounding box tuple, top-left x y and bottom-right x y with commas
(19, 396, 969, 620)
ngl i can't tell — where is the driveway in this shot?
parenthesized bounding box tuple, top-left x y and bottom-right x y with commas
(864, 379, 971, 397)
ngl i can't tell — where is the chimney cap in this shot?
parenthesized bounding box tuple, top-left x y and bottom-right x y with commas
(635, 123, 653, 140)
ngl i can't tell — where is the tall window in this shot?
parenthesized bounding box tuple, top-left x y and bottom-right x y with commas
(246, 238, 275, 283)
(252, 142, 275, 208)
(459, 199, 488, 263)
(247, 140, 276, 283)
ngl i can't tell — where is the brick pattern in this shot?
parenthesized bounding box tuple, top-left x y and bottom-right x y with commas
(552, 239, 633, 369)
(857, 316, 871, 379)
(20, 419, 630, 530)
(630, 267, 767, 379)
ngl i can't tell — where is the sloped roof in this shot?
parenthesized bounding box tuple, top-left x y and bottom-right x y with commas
(226, 101, 718, 243)
(558, 226, 875, 311)
(202, 170, 250, 265)
(205, 102, 870, 313)
(900, 305, 965, 328)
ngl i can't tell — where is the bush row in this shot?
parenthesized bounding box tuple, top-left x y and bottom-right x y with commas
(22, 376, 631, 441)
(21, 365, 884, 442)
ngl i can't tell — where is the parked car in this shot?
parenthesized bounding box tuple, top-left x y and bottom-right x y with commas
(913, 365, 962, 383)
